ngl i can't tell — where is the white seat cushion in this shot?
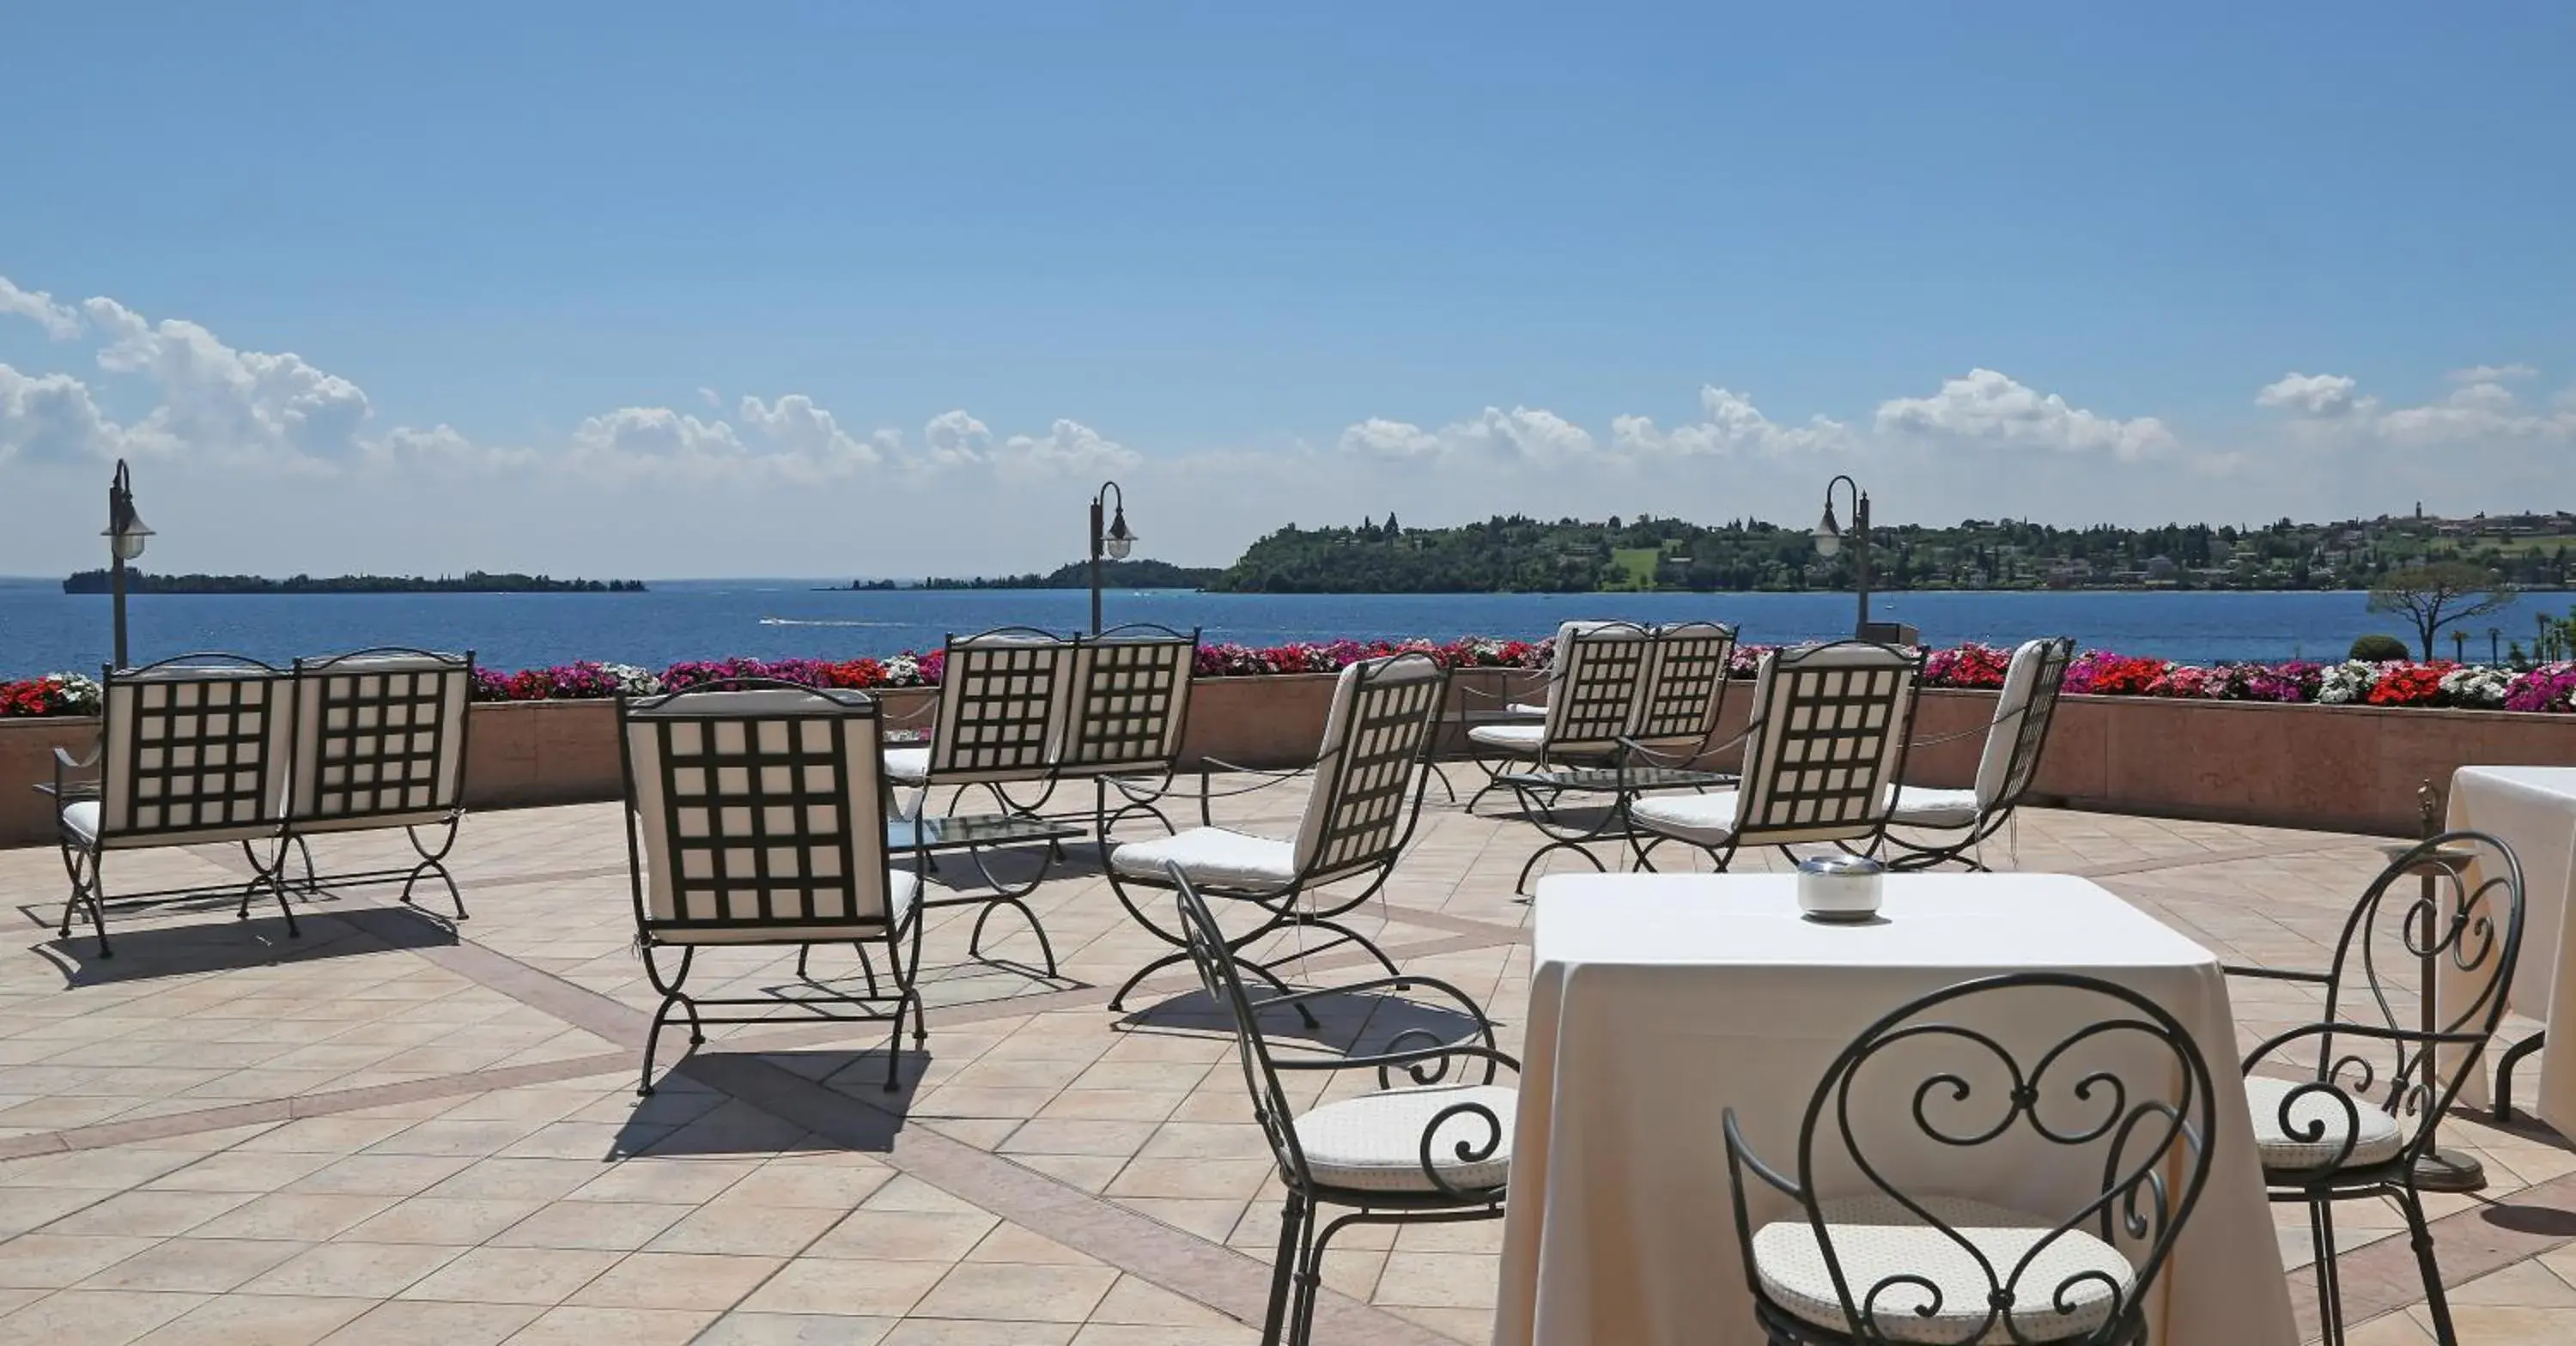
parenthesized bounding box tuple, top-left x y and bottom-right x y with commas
(1109, 827, 1298, 889)
(60, 800, 100, 847)
(2245, 1075, 2405, 1171)
(60, 798, 282, 850)
(1292, 1083, 1515, 1194)
(653, 871, 920, 945)
(1887, 785, 1982, 830)
(1628, 791, 1741, 846)
(1506, 701, 1550, 718)
(882, 747, 930, 785)
(1467, 723, 1546, 753)
(1752, 1193, 2135, 1344)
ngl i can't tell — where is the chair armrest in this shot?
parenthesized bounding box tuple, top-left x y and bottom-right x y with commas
(53, 744, 102, 772)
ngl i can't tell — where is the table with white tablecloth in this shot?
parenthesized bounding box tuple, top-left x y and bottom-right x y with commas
(1493, 872, 2298, 1346)
(2447, 766, 2576, 1132)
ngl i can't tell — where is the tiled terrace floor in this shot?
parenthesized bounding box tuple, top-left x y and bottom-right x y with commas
(0, 779, 2570, 1344)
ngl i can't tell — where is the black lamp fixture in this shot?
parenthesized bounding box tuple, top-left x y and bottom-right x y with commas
(1813, 473, 1870, 640)
(103, 458, 153, 670)
(1089, 480, 1133, 635)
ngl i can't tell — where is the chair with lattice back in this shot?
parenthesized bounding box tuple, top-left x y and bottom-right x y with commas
(1055, 622, 1200, 837)
(1630, 640, 1923, 872)
(1101, 652, 1451, 1016)
(1880, 636, 2074, 870)
(618, 681, 923, 1094)
(49, 653, 301, 956)
(283, 647, 477, 916)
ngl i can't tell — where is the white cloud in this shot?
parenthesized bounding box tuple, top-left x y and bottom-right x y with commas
(0, 367, 118, 463)
(993, 418, 1139, 478)
(2256, 370, 2576, 456)
(1612, 385, 1850, 458)
(2255, 372, 2372, 418)
(1339, 406, 1598, 465)
(1874, 368, 2175, 460)
(737, 393, 889, 472)
(1339, 417, 1442, 460)
(2448, 363, 2536, 384)
(0, 277, 83, 341)
(922, 409, 993, 464)
(80, 296, 377, 462)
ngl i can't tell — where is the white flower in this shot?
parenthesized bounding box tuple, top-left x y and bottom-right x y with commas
(42, 672, 102, 713)
(2318, 660, 2381, 705)
(599, 663, 661, 695)
(882, 654, 921, 686)
(2438, 665, 2510, 706)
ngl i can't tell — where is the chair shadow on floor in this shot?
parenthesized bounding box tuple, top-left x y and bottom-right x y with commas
(1115, 983, 1496, 1060)
(27, 900, 459, 988)
(616, 1045, 923, 1160)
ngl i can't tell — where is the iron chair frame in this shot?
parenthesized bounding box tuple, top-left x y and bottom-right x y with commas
(617, 678, 926, 1095)
(1170, 863, 1516, 1346)
(2225, 830, 2524, 1346)
(1629, 640, 1927, 876)
(278, 647, 478, 919)
(46, 652, 302, 957)
(1722, 971, 2218, 1346)
(1469, 621, 1744, 893)
(1101, 652, 1454, 1019)
(1459, 619, 1662, 813)
(1050, 621, 1202, 846)
(1875, 635, 2076, 872)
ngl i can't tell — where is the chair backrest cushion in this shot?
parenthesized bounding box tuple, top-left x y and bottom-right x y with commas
(1628, 621, 1739, 753)
(1543, 621, 1655, 756)
(1729, 642, 1922, 846)
(622, 687, 895, 934)
(289, 650, 474, 824)
(1973, 637, 2073, 810)
(1293, 654, 1449, 886)
(100, 659, 294, 845)
(930, 629, 1073, 783)
(1055, 628, 1197, 776)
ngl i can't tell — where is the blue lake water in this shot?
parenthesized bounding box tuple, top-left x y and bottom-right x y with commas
(0, 579, 2561, 676)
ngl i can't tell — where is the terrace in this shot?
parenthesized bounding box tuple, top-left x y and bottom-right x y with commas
(0, 780, 2567, 1345)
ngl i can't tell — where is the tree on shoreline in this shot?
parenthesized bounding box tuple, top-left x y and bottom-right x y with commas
(2367, 561, 2513, 660)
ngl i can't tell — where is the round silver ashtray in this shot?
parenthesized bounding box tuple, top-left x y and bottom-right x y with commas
(1796, 854, 1886, 923)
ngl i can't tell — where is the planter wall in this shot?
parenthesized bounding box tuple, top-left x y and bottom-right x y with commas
(9, 676, 2574, 848)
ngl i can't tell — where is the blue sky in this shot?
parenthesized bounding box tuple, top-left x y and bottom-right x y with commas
(3, 3, 2572, 575)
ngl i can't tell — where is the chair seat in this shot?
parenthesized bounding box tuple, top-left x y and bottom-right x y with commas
(1109, 828, 1297, 889)
(1467, 723, 1545, 753)
(2245, 1075, 2406, 1171)
(652, 871, 920, 944)
(1887, 785, 1982, 830)
(883, 747, 931, 785)
(1752, 1193, 2135, 1344)
(1627, 791, 1741, 846)
(60, 800, 283, 851)
(1292, 1083, 1515, 1195)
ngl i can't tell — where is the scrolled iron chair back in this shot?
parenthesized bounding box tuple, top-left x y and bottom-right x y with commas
(2245, 829, 2524, 1171)
(1543, 621, 1656, 756)
(1729, 640, 1924, 845)
(1170, 866, 1312, 1191)
(1056, 623, 1199, 776)
(1982, 637, 2075, 813)
(287, 647, 476, 825)
(1628, 621, 1740, 754)
(1294, 652, 1452, 887)
(1729, 972, 2216, 1345)
(96, 652, 296, 842)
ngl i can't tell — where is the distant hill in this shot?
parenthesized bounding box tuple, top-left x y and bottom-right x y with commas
(1202, 511, 2576, 594)
(848, 559, 1221, 591)
(64, 569, 646, 594)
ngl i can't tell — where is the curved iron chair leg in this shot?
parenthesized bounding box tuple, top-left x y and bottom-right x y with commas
(2494, 1029, 2546, 1124)
(1262, 1193, 1307, 1346)
(2401, 1183, 2455, 1346)
(289, 834, 319, 896)
(966, 894, 1060, 978)
(63, 843, 112, 957)
(395, 819, 468, 919)
(635, 944, 697, 1097)
(1303, 917, 1402, 980)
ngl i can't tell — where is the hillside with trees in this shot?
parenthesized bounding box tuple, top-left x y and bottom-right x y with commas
(1203, 511, 2576, 595)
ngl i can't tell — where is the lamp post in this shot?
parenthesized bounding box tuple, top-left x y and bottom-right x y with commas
(1813, 474, 1870, 639)
(102, 459, 153, 670)
(1088, 481, 1133, 635)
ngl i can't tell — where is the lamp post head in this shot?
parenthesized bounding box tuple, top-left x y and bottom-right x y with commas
(1813, 501, 1842, 558)
(1103, 504, 1134, 561)
(105, 460, 151, 561)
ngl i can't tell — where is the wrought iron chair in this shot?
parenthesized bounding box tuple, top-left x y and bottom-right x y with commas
(884, 627, 1078, 964)
(1722, 972, 2217, 1346)
(47, 653, 301, 956)
(1102, 652, 1450, 1016)
(617, 681, 924, 1094)
(1630, 640, 1923, 873)
(283, 647, 477, 917)
(1461, 620, 1654, 807)
(2227, 830, 2524, 1346)
(1879, 636, 2074, 871)
(1170, 863, 1516, 1346)
(1054, 622, 1200, 841)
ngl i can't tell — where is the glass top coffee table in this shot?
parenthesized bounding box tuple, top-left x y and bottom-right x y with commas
(886, 812, 1087, 855)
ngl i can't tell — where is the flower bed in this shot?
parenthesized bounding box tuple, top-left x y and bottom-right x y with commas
(6, 640, 2574, 718)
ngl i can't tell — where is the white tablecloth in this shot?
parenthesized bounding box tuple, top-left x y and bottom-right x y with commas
(1493, 872, 2297, 1346)
(2448, 766, 2576, 1131)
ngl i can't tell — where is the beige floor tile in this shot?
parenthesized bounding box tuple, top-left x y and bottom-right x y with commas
(186, 1192, 401, 1241)
(398, 1246, 623, 1306)
(1069, 1325, 1257, 1346)
(1087, 1275, 1243, 1328)
(2406, 1302, 2576, 1343)
(345, 1197, 550, 1246)
(692, 1313, 897, 1345)
(908, 1262, 1117, 1323)
(34, 1189, 258, 1239)
(1383, 1302, 1494, 1343)
(807, 1210, 999, 1263)
(0, 1235, 163, 1290)
(76, 1237, 310, 1294)
(1373, 1251, 1499, 1310)
(316, 1299, 544, 1345)
(734, 1258, 948, 1317)
(130, 1293, 374, 1345)
(963, 1222, 1101, 1267)
(2451, 1258, 2576, 1307)
(568, 1252, 784, 1311)
(882, 1321, 1078, 1345)
(239, 1241, 468, 1299)
(501, 1305, 721, 1345)
(642, 1197, 844, 1258)
(0, 1288, 207, 1345)
(489, 1201, 696, 1252)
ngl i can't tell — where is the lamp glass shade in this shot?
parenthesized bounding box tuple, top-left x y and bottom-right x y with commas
(1812, 504, 1841, 558)
(1103, 507, 1134, 561)
(106, 513, 152, 561)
